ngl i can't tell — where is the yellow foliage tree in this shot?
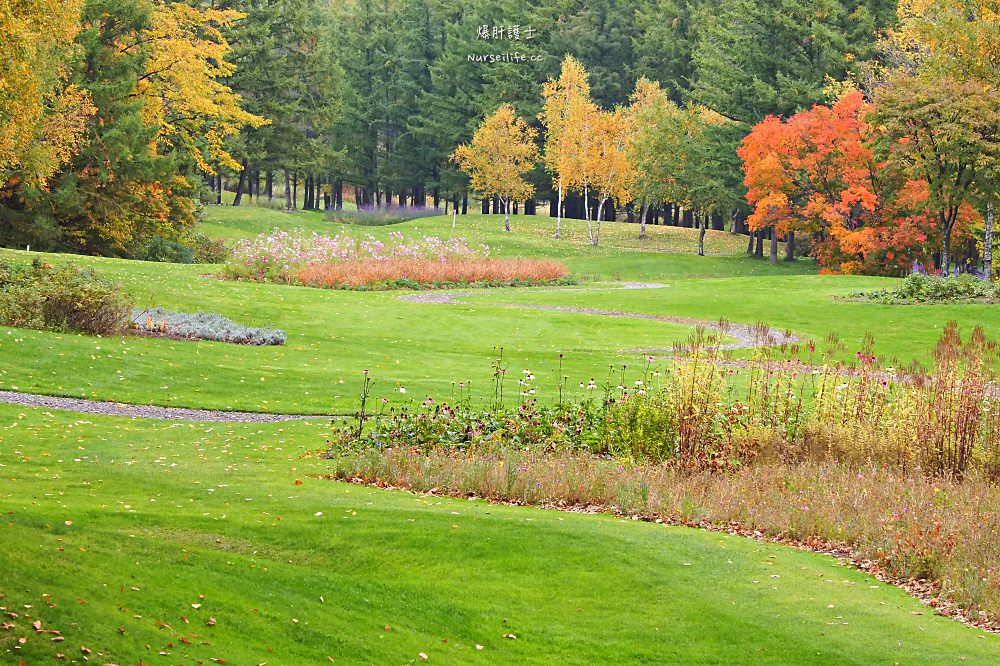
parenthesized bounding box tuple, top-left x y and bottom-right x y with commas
(586, 108, 633, 246)
(451, 104, 539, 232)
(894, 0, 1000, 84)
(0, 0, 94, 190)
(138, 3, 268, 175)
(540, 56, 592, 238)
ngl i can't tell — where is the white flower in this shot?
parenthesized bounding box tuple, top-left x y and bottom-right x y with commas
(398, 387, 406, 393)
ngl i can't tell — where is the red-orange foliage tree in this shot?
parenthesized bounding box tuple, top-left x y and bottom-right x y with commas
(738, 91, 975, 275)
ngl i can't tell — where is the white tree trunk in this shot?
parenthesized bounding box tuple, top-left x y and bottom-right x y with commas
(584, 185, 593, 244)
(640, 203, 648, 239)
(504, 198, 511, 232)
(595, 196, 608, 246)
(556, 180, 562, 239)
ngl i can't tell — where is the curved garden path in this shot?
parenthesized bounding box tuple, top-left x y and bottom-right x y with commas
(0, 283, 799, 421)
(0, 390, 322, 423)
(399, 282, 799, 352)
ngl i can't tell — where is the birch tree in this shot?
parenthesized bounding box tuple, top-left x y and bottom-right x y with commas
(452, 104, 539, 232)
(540, 56, 592, 239)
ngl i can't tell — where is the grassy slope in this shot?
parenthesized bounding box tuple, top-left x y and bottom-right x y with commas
(1, 405, 996, 665)
(0, 210, 996, 412)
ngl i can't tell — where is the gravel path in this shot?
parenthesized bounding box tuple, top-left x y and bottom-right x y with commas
(400, 283, 798, 351)
(0, 390, 325, 423)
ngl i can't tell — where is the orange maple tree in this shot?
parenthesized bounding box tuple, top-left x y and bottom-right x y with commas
(739, 91, 975, 274)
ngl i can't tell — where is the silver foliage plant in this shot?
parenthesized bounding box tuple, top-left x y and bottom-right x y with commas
(131, 308, 287, 346)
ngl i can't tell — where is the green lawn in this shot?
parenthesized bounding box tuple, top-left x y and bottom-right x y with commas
(1, 405, 996, 665)
(2, 205, 999, 662)
(0, 210, 996, 412)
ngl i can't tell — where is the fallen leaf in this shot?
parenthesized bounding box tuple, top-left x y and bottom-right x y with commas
(418, 653, 428, 661)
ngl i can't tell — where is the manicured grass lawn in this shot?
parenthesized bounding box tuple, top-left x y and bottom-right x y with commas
(1, 210, 997, 412)
(1, 405, 996, 664)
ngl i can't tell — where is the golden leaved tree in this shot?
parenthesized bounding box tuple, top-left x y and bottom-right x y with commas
(540, 56, 592, 239)
(452, 104, 539, 232)
(0, 0, 94, 191)
(585, 108, 633, 246)
(138, 2, 268, 175)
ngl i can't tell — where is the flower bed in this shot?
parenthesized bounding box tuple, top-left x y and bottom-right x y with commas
(224, 228, 489, 282)
(296, 258, 569, 289)
(223, 228, 569, 289)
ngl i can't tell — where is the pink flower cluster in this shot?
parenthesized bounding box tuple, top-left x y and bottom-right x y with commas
(227, 228, 490, 281)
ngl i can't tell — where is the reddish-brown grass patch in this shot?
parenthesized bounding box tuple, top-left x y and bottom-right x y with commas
(296, 258, 569, 288)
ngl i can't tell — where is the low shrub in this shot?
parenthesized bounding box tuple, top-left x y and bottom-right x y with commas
(131, 307, 286, 345)
(0, 260, 131, 335)
(131, 234, 230, 264)
(132, 237, 195, 264)
(851, 273, 999, 303)
(296, 258, 570, 288)
(187, 234, 231, 264)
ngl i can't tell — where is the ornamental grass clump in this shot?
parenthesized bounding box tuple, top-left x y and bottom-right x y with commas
(326, 206, 442, 227)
